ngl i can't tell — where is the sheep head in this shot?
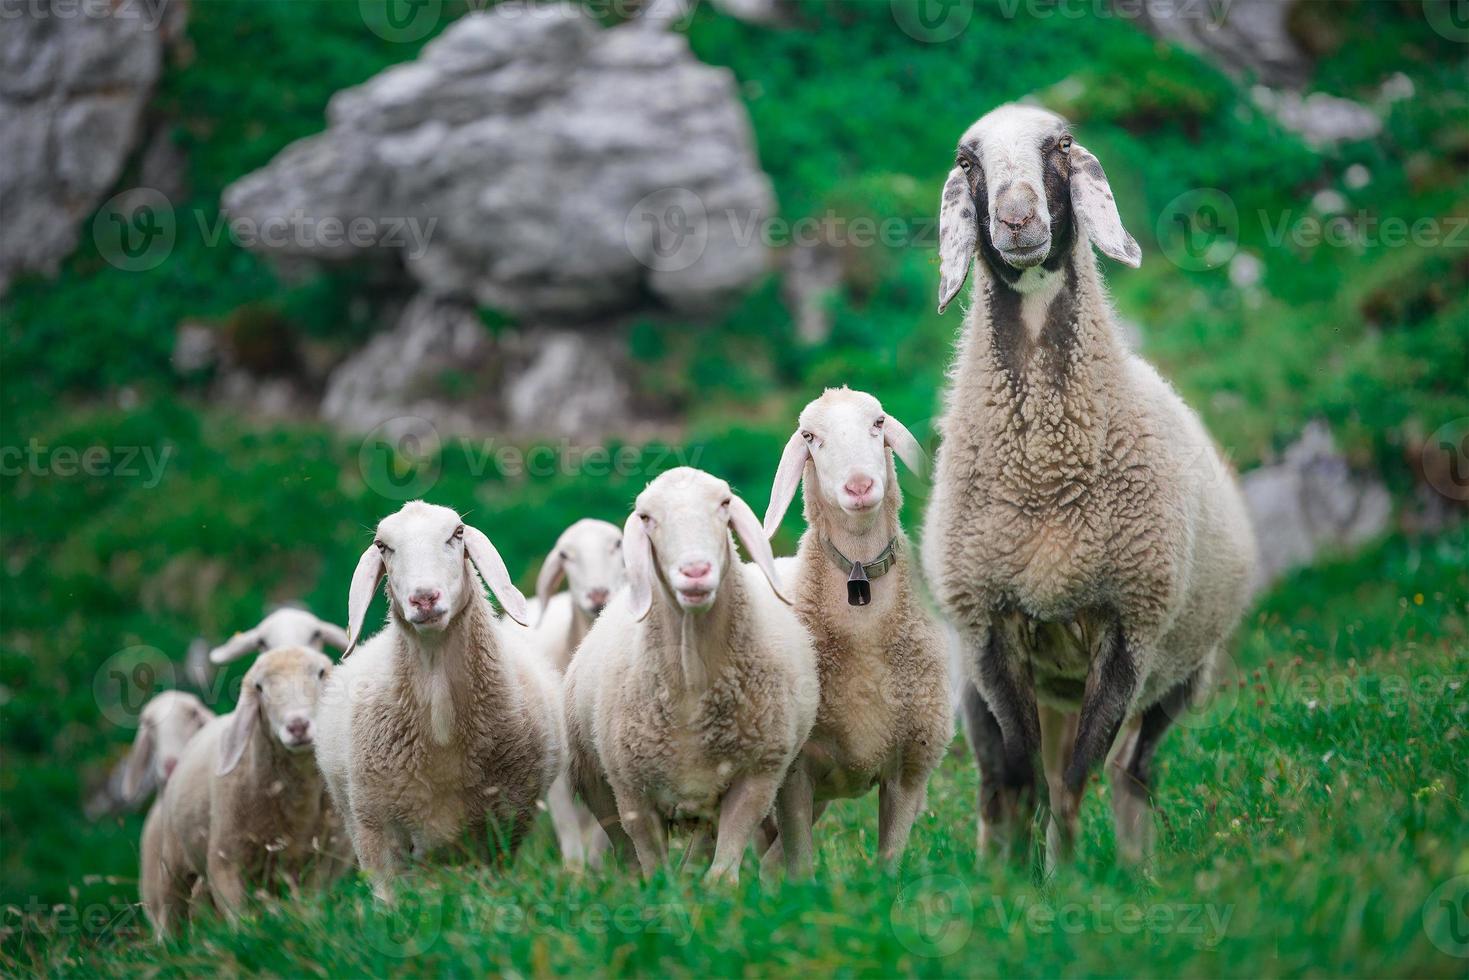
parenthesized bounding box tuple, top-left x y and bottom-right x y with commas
(624, 467, 789, 621)
(535, 518, 625, 624)
(763, 387, 926, 537)
(218, 646, 333, 776)
(937, 103, 1140, 311)
(343, 501, 530, 657)
(119, 691, 215, 800)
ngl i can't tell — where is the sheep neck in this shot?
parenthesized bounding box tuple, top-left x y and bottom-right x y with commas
(245, 720, 321, 801)
(392, 579, 507, 746)
(566, 601, 595, 653)
(646, 543, 744, 694)
(948, 235, 1119, 507)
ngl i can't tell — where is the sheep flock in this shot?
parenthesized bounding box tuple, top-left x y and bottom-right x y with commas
(115, 103, 1256, 939)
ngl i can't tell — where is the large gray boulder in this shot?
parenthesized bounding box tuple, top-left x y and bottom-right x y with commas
(1242, 421, 1393, 588)
(222, 4, 774, 321)
(0, 0, 186, 290)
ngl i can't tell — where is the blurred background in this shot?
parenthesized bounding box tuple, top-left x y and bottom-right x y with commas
(1, 0, 1466, 959)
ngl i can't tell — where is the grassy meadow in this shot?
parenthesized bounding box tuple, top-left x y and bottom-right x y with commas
(2, 0, 1466, 975)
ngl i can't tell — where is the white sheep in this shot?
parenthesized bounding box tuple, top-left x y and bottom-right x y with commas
(759, 387, 952, 876)
(185, 607, 349, 689)
(140, 647, 340, 937)
(521, 518, 624, 869)
(923, 103, 1257, 865)
(89, 691, 216, 819)
(564, 467, 818, 884)
(313, 501, 563, 901)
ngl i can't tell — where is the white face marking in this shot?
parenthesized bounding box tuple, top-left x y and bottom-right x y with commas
(635, 469, 733, 613)
(958, 104, 1068, 268)
(374, 502, 473, 632)
(796, 389, 890, 519)
(556, 520, 625, 616)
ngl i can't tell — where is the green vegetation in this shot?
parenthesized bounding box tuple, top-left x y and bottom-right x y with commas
(1, 0, 1465, 975)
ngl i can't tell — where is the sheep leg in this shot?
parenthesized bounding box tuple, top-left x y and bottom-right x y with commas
(614, 787, 669, 878)
(206, 849, 248, 922)
(1039, 705, 1082, 867)
(578, 773, 637, 870)
(760, 799, 828, 872)
(546, 773, 589, 871)
(1062, 629, 1140, 844)
(352, 819, 403, 904)
(1110, 673, 1194, 864)
(877, 771, 927, 870)
(769, 764, 815, 879)
(964, 631, 1042, 862)
(707, 773, 781, 885)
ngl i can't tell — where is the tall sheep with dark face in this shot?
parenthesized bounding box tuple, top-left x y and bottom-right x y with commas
(923, 103, 1256, 866)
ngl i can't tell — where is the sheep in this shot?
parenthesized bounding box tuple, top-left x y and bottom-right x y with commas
(758, 387, 952, 876)
(564, 467, 819, 884)
(89, 692, 216, 819)
(186, 607, 349, 689)
(922, 102, 1257, 866)
(313, 501, 563, 902)
(140, 647, 340, 937)
(521, 518, 624, 869)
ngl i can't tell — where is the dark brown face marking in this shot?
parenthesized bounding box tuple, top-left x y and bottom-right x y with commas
(969, 127, 1078, 288)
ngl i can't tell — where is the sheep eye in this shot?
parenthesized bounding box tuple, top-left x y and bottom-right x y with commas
(559, 550, 569, 561)
(318, 668, 326, 680)
(453, 524, 465, 539)
(639, 513, 652, 525)
(254, 682, 263, 693)
(612, 540, 621, 551)
(957, 156, 971, 172)
(375, 539, 391, 553)
(874, 417, 886, 430)
(1059, 135, 1074, 151)
(720, 498, 732, 510)
(800, 430, 814, 444)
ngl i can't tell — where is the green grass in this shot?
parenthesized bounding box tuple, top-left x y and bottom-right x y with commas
(4, 525, 1465, 976)
(3, 0, 1468, 975)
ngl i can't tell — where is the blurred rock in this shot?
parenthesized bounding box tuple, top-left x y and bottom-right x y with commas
(1123, 0, 1311, 88)
(1242, 421, 1392, 588)
(320, 293, 633, 439)
(0, 1, 186, 291)
(783, 242, 842, 345)
(1252, 87, 1381, 147)
(222, 4, 773, 322)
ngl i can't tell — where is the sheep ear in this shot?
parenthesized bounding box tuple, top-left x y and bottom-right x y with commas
(883, 414, 928, 477)
(1069, 142, 1140, 269)
(763, 430, 810, 538)
(312, 618, 350, 652)
(730, 494, 792, 605)
(119, 723, 156, 801)
(622, 511, 654, 623)
(343, 544, 386, 659)
(208, 628, 262, 666)
(533, 543, 567, 629)
(217, 682, 258, 777)
(938, 165, 978, 314)
(463, 524, 531, 627)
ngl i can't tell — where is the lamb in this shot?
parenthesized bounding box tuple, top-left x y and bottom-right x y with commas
(186, 606, 349, 689)
(564, 467, 818, 884)
(922, 103, 1257, 865)
(758, 388, 952, 876)
(90, 692, 216, 818)
(521, 518, 624, 869)
(140, 647, 339, 937)
(313, 501, 563, 901)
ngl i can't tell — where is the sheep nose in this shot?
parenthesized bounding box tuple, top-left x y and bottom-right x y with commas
(998, 206, 1036, 231)
(587, 588, 610, 607)
(286, 718, 310, 739)
(844, 475, 875, 498)
(997, 189, 1039, 230)
(679, 561, 712, 581)
(408, 589, 441, 611)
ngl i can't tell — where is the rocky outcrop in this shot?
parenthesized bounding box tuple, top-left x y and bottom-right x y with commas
(0, 0, 187, 290)
(1123, 0, 1312, 89)
(1242, 421, 1393, 588)
(222, 4, 774, 322)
